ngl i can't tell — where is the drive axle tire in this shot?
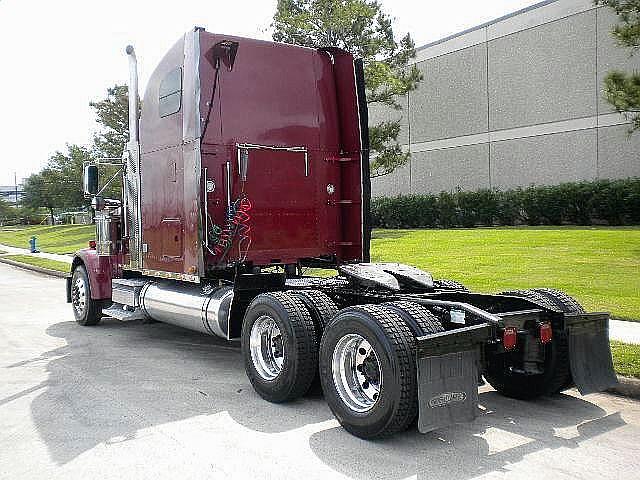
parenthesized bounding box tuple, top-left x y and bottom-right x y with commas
(319, 304, 417, 439)
(382, 301, 444, 337)
(289, 290, 338, 395)
(289, 290, 338, 333)
(71, 265, 102, 326)
(485, 288, 582, 399)
(241, 292, 318, 403)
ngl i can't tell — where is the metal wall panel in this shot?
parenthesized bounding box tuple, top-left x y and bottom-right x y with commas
(370, 163, 411, 197)
(488, 10, 596, 130)
(597, 125, 640, 179)
(410, 44, 488, 143)
(490, 129, 597, 189)
(410, 144, 490, 194)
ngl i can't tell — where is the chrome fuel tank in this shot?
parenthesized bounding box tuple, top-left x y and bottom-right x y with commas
(139, 282, 233, 339)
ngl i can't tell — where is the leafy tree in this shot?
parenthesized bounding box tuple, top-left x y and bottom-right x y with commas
(0, 197, 11, 220)
(22, 87, 128, 220)
(22, 169, 63, 225)
(596, 0, 640, 131)
(272, 0, 422, 177)
(90, 84, 130, 159)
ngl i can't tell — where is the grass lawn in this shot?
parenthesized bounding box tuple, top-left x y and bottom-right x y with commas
(0, 224, 637, 320)
(0, 225, 94, 254)
(3, 254, 70, 273)
(611, 341, 640, 379)
(371, 227, 640, 321)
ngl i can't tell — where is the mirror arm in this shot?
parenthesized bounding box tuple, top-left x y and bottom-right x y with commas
(95, 166, 124, 197)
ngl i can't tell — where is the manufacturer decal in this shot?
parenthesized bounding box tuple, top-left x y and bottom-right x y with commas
(428, 391, 467, 408)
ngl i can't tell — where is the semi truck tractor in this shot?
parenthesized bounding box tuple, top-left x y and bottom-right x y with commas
(68, 28, 618, 439)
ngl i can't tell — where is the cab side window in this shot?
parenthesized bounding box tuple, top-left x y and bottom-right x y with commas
(159, 67, 182, 117)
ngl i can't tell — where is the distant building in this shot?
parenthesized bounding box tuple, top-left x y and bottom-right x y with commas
(0, 184, 23, 205)
(371, 0, 640, 197)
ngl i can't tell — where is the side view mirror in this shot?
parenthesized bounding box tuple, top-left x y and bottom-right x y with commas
(83, 165, 99, 195)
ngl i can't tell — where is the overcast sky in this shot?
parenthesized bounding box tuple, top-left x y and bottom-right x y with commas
(0, 0, 539, 186)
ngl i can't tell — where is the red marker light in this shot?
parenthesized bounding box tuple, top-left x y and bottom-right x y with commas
(539, 322, 553, 344)
(89, 240, 96, 249)
(502, 327, 518, 350)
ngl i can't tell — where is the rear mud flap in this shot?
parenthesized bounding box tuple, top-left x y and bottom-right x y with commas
(565, 313, 618, 394)
(416, 324, 491, 433)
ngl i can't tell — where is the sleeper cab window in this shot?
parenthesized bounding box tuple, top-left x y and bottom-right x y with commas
(159, 67, 182, 117)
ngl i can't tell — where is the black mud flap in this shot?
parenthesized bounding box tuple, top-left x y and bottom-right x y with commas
(565, 312, 618, 394)
(416, 324, 491, 433)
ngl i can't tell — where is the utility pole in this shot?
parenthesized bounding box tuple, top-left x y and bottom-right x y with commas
(14, 171, 19, 208)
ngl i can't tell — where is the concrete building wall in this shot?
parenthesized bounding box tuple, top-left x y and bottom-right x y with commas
(371, 0, 640, 196)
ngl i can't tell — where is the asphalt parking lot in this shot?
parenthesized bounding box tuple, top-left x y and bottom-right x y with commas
(1, 262, 639, 479)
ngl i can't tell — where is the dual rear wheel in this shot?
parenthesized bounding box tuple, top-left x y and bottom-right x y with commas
(241, 292, 443, 438)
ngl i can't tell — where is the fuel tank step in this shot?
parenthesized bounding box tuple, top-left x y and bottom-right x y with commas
(102, 303, 147, 321)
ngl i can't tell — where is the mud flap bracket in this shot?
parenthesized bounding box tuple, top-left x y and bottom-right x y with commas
(565, 312, 618, 394)
(416, 324, 491, 433)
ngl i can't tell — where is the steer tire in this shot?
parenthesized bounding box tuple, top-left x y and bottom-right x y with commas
(71, 265, 102, 326)
(485, 288, 581, 399)
(319, 304, 417, 439)
(241, 292, 318, 403)
(382, 301, 444, 337)
(433, 279, 469, 291)
(289, 290, 338, 395)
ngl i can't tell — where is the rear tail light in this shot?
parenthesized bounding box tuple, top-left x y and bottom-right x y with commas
(539, 322, 553, 344)
(89, 240, 96, 249)
(502, 327, 518, 350)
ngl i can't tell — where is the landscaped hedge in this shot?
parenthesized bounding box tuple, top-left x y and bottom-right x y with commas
(371, 178, 640, 228)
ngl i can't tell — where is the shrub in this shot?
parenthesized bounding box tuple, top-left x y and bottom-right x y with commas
(370, 177, 640, 228)
(496, 189, 522, 225)
(437, 192, 457, 228)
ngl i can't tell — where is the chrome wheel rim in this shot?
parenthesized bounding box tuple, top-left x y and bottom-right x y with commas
(249, 315, 285, 380)
(71, 276, 86, 316)
(332, 334, 382, 413)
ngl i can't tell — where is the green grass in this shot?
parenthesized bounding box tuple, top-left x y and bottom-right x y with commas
(611, 341, 640, 378)
(370, 227, 640, 321)
(0, 225, 94, 254)
(3, 254, 70, 273)
(0, 224, 637, 320)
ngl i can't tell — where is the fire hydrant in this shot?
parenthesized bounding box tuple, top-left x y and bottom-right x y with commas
(29, 236, 39, 253)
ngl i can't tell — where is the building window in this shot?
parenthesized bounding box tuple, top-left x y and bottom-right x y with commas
(159, 67, 182, 117)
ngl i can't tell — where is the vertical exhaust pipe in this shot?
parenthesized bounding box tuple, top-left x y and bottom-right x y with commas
(124, 45, 142, 269)
(125, 45, 140, 143)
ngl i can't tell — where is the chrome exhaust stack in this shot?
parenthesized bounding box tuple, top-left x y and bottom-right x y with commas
(125, 45, 140, 143)
(124, 45, 143, 269)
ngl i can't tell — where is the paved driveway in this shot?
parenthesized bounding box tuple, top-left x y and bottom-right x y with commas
(1, 262, 639, 479)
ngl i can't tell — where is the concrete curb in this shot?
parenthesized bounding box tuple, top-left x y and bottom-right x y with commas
(0, 257, 68, 278)
(608, 376, 640, 400)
